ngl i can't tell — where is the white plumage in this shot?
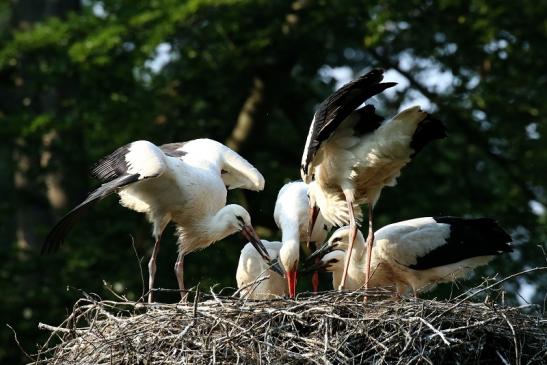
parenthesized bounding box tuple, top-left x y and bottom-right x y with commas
(300, 69, 446, 291)
(236, 240, 287, 299)
(42, 138, 272, 303)
(309, 218, 512, 295)
(273, 181, 331, 298)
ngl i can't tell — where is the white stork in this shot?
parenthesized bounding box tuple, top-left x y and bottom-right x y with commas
(42, 138, 277, 303)
(273, 181, 331, 298)
(307, 218, 512, 295)
(300, 68, 447, 290)
(236, 240, 287, 299)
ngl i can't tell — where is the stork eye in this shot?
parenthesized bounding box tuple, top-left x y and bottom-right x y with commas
(331, 237, 342, 244)
(236, 215, 244, 224)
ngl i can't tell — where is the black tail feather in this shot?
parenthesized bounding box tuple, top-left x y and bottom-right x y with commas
(409, 217, 512, 270)
(41, 174, 140, 254)
(410, 114, 447, 157)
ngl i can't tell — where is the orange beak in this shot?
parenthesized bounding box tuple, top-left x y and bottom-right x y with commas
(287, 271, 297, 299)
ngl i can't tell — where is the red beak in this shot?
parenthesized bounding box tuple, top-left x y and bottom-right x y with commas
(287, 271, 297, 299)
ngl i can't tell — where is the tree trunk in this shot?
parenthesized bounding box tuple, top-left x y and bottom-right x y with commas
(11, 0, 80, 251)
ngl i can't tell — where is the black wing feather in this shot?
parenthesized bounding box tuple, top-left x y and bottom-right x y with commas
(410, 114, 447, 157)
(90, 144, 132, 183)
(352, 104, 385, 136)
(41, 174, 141, 254)
(408, 217, 513, 270)
(302, 68, 396, 176)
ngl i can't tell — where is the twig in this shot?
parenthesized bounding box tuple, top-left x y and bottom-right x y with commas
(129, 234, 146, 301)
(7, 324, 34, 362)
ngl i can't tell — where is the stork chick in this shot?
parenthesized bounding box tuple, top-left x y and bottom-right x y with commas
(308, 218, 512, 295)
(274, 181, 331, 298)
(236, 240, 287, 299)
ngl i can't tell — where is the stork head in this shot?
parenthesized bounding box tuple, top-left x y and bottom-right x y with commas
(279, 239, 300, 298)
(306, 226, 366, 263)
(303, 250, 345, 274)
(220, 204, 253, 234)
(220, 205, 283, 275)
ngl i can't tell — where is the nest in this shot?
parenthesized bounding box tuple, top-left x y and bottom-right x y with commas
(30, 284, 547, 365)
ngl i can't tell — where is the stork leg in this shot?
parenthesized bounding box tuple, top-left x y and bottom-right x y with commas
(306, 203, 321, 294)
(363, 204, 374, 291)
(306, 203, 320, 249)
(174, 251, 187, 302)
(338, 197, 357, 291)
(147, 234, 163, 304)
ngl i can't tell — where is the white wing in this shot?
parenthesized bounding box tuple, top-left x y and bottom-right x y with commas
(220, 146, 265, 191)
(180, 139, 264, 191)
(374, 217, 450, 268)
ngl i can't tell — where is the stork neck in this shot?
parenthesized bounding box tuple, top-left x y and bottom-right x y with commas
(347, 236, 366, 262)
(280, 238, 300, 272)
(205, 206, 238, 243)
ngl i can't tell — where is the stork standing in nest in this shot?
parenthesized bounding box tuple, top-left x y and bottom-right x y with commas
(42, 138, 278, 303)
(307, 218, 512, 295)
(300, 69, 447, 290)
(274, 181, 331, 298)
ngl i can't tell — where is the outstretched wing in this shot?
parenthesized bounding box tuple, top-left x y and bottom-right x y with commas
(41, 174, 141, 254)
(301, 69, 396, 181)
(218, 144, 265, 191)
(42, 141, 168, 254)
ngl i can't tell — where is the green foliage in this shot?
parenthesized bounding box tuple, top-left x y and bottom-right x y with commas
(0, 0, 546, 363)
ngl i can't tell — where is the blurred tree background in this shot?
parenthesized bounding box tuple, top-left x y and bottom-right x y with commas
(0, 0, 546, 362)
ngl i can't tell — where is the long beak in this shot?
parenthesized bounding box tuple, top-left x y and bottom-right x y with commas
(287, 270, 297, 299)
(306, 241, 334, 263)
(269, 259, 285, 276)
(241, 225, 271, 262)
(301, 259, 330, 274)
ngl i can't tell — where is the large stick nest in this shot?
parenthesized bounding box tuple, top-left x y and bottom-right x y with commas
(31, 285, 547, 364)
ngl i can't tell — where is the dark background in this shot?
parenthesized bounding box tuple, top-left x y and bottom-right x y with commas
(1, 0, 546, 363)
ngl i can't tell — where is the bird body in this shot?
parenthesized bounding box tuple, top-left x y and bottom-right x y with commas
(374, 217, 512, 294)
(236, 240, 287, 299)
(118, 142, 229, 245)
(42, 138, 271, 303)
(274, 181, 331, 297)
(310, 218, 512, 295)
(301, 69, 446, 291)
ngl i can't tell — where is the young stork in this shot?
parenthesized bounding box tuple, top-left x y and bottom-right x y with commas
(236, 240, 287, 299)
(300, 68, 447, 290)
(41, 138, 277, 303)
(307, 218, 513, 295)
(273, 181, 331, 298)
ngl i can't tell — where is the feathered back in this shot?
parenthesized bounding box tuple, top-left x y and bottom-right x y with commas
(301, 69, 396, 182)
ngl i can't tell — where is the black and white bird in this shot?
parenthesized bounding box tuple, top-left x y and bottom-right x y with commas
(42, 138, 277, 303)
(273, 181, 331, 298)
(236, 240, 287, 299)
(300, 68, 447, 291)
(308, 218, 513, 295)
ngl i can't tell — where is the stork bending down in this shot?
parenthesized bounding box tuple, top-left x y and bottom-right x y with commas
(42, 139, 277, 303)
(273, 181, 331, 298)
(236, 240, 287, 299)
